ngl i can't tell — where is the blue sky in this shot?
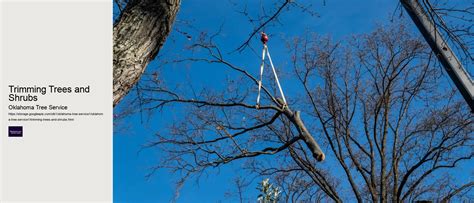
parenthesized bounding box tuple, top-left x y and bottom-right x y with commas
(113, 0, 471, 202)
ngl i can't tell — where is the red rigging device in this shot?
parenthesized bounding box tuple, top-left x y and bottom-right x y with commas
(261, 32, 269, 44)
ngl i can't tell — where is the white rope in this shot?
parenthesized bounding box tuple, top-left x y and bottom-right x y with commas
(256, 45, 267, 106)
(256, 44, 287, 107)
(266, 46, 287, 105)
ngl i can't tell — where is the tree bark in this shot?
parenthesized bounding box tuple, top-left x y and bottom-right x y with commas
(276, 98, 325, 161)
(400, 0, 474, 112)
(113, 0, 181, 106)
(290, 110, 325, 161)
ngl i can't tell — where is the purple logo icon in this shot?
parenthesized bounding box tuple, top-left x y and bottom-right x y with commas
(8, 126, 23, 137)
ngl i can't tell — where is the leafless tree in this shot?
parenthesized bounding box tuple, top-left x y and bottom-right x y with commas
(113, 0, 473, 202)
(119, 23, 473, 202)
(289, 24, 472, 202)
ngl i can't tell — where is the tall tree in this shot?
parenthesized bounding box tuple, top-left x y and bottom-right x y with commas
(127, 24, 473, 202)
(114, 0, 473, 202)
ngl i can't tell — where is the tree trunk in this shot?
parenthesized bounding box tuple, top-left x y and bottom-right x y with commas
(113, 0, 181, 106)
(400, 0, 474, 112)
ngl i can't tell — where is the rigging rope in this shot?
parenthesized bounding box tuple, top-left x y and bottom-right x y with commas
(256, 32, 287, 108)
